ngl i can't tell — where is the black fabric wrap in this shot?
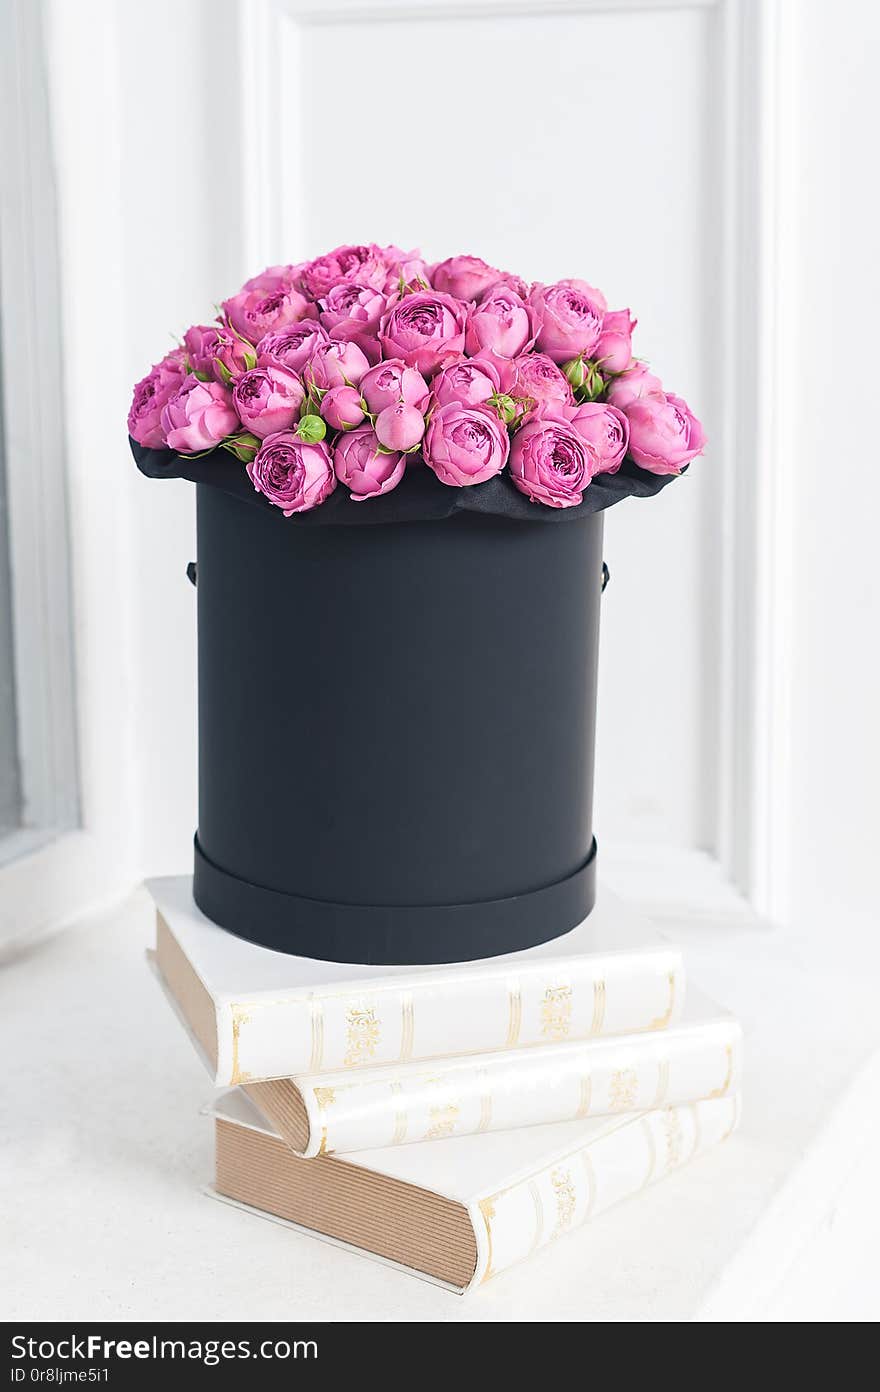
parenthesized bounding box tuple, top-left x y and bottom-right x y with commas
(130, 437, 682, 528)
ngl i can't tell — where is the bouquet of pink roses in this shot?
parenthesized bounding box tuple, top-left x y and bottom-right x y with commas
(128, 243, 705, 517)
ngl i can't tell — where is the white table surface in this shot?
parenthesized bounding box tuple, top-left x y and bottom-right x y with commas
(2, 871, 879, 1322)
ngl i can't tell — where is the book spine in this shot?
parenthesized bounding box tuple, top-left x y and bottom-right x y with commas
(214, 944, 684, 1085)
(466, 1094, 741, 1289)
(293, 1019, 741, 1157)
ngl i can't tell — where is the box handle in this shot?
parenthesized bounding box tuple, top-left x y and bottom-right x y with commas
(601, 561, 610, 593)
(186, 561, 197, 587)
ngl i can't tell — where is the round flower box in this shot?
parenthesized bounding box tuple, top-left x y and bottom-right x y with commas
(191, 478, 603, 964)
(129, 243, 703, 963)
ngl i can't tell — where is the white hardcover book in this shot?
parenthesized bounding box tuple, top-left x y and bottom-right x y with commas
(212, 1087, 741, 1292)
(242, 988, 740, 1157)
(149, 876, 684, 1086)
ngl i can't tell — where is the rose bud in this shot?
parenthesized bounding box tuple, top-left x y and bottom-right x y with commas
(423, 403, 510, 487)
(232, 366, 305, 439)
(334, 426, 406, 502)
(606, 360, 664, 409)
(509, 413, 598, 509)
(127, 349, 187, 448)
(465, 285, 536, 359)
(511, 353, 573, 414)
(431, 255, 502, 302)
(375, 402, 426, 453)
(295, 414, 326, 442)
(301, 244, 389, 299)
(319, 282, 386, 339)
(257, 321, 329, 374)
(567, 401, 630, 475)
(159, 375, 239, 454)
(593, 309, 636, 374)
(624, 392, 706, 474)
(246, 431, 336, 515)
(305, 339, 370, 391)
(222, 283, 312, 344)
(529, 279, 607, 363)
(379, 291, 468, 376)
(184, 323, 254, 384)
(359, 358, 430, 415)
(431, 356, 501, 407)
(321, 385, 366, 433)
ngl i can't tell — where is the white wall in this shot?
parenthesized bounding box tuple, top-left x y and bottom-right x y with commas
(36, 0, 880, 930)
(780, 0, 880, 933)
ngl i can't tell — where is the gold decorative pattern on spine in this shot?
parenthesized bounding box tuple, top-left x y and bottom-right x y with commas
(314, 1086, 336, 1155)
(425, 1101, 459, 1140)
(651, 1058, 670, 1109)
(308, 998, 324, 1073)
(590, 978, 606, 1036)
(390, 1080, 408, 1145)
(649, 970, 677, 1030)
(640, 1117, 657, 1189)
(662, 1106, 684, 1169)
(478, 1197, 497, 1283)
(344, 1003, 381, 1067)
(575, 1073, 593, 1119)
(708, 1044, 734, 1098)
(398, 990, 415, 1062)
(476, 1069, 493, 1133)
(541, 983, 573, 1039)
(527, 1180, 544, 1255)
(505, 979, 523, 1049)
(580, 1150, 597, 1220)
(229, 1007, 251, 1086)
(609, 1067, 638, 1111)
(551, 1168, 577, 1237)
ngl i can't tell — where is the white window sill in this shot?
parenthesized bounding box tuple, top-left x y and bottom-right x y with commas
(1, 866, 878, 1322)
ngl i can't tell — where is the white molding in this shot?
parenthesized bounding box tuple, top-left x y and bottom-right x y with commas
(0, 0, 80, 837)
(713, 0, 794, 920)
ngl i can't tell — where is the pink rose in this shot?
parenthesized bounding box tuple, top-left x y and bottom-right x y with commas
(184, 323, 253, 384)
(222, 284, 312, 344)
(160, 374, 239, 454)
(307, 340, 371, 391)
(127, 349, 187, 448)
(431, 356, 501, 408)
(246, 431, 336, 515)
(238, 264, 304, 295)
(465, 284, 536, 359)
(379, 291, 467, 375)
(509, 413, 598, 509)
(529, 279, 607, 363)
(566, 402, 630, 475)
(359, 358, 430, 415)
(431, 255, 501, 302)
(605, 361, 663, 409)
(319, 281, 387, 340)
(301, 244, 390, 299)
(375, 402, 425, 452)
(232, 366, 305, 439)
(624, 393, 705, 474)
(320, 385, 366, 432)
(333, 427, 405, 502)
(305, 339, 370, 391)
(382, 247, 431, 293)
(257, 322, 329, 375)
(423, 403, 509, 487)
(593, 309, 636, 374)
(510, 353, 573, 413)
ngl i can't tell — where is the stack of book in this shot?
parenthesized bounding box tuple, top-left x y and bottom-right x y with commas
(149, 878, 741, 1294)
